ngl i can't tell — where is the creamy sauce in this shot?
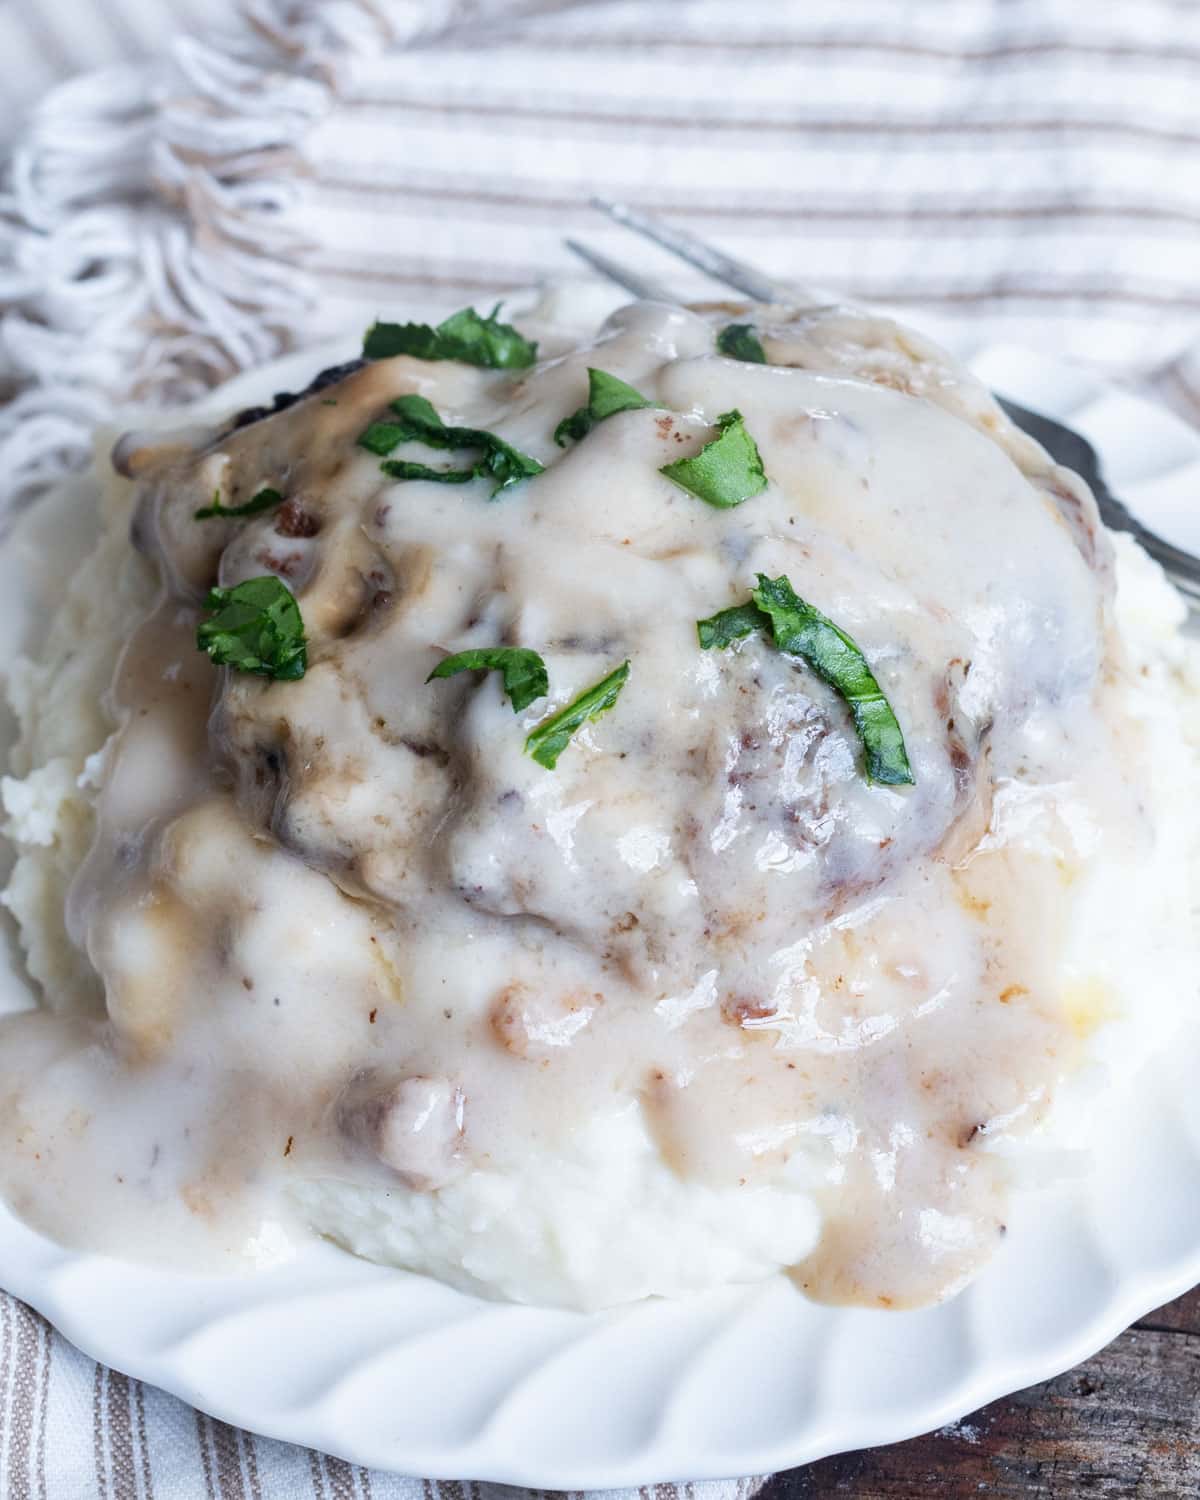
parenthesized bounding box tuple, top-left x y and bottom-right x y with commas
(0, 300, 1167, 1307)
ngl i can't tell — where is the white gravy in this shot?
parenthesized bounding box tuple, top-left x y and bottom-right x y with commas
(0, 300, 1163, 1306)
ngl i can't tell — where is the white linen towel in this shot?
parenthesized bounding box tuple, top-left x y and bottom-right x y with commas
(4, 0, 1200, 522)
(1, 0, 1199, 1494)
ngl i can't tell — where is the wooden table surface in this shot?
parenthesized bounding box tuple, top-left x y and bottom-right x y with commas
(757, 1286, 1200, 1498)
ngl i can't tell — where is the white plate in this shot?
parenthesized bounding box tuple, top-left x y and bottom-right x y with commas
(0, 328, 1199, 1486)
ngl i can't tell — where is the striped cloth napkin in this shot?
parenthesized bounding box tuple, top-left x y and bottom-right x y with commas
(1, 0, 1199, 1494)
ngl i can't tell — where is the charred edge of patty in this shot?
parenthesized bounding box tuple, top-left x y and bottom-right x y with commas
(226, 359, 367, 433)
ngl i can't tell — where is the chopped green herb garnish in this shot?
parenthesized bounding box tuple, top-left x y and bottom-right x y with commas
(378, 460, 476, 485)
(696, 601, 766, 650)
(360, 393, 543, 497)
(525, 661, 630, 770)
(659, 409, 767, 509)
(362, 304, 537, 369)
(196, 576, 307, 681)
(716, 324, 767, 363)
(358, 392, 446, 457)
(362, 322, 440, 361)
(697, 575, 913, 786)
(470, 436, 543, 496)
(554, 368, 655, 446)
(194, 487, 283, 521)
(427, 647, 549, 713)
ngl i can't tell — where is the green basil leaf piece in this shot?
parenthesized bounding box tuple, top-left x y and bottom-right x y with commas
(716, 324, 767, 363)
(473, 435, 544, 495)
(554, 367, 655, 447)
(696, 601, 766, 650)
(196, 576, 307, 681)
(362, 304, 537, 369)
(379, 460, 475, 484)
(361, 322, 441, 361)
(751, 574, 913, 786)
(434, 305, 538, 368)
(359, 397, 447, 456)
(525, 660, 631, 770)
(427, 647, 549, 713)
(358, 421, 414, 456)
(659, 409, 768, 509)
(386, 394, 447, 433)
(359, 393, 542, 498)
(194, 487, 284, 521)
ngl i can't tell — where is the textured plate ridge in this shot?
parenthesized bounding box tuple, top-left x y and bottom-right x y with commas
(0, 324, 1198, 1484)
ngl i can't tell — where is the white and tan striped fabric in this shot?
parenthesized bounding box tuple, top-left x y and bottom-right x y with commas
(4, 0, 1200, 517)
(0, 1289, 770, 1497)
(2, 0, 1200, 1493)
(0, 0, 239, 141)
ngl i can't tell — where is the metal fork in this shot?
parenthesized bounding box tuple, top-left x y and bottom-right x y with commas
(568, 199, 1200, 606)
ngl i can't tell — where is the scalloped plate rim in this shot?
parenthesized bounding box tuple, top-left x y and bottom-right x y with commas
(0, 303, 1197, 1485)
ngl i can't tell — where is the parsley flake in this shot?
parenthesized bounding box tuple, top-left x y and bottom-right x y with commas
(194, 487, 283, 522)
(359, 393, 543, 497)
(196, 576, 307, 681)
(696, 601, 765, 650)
(378, 460, 476, 485)
(697, 574, 913, 786)
(362, 304, 537, 369)
(525, 661, 630, 770)
(427, 647, 548, 714)
(554, 368, 655, 447)
(716, 324, 767, 363)
(659, 409, 767, 508)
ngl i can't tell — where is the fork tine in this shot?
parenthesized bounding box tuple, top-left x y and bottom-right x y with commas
(590, 197, 788, 303)
(563, 238, 678, 301)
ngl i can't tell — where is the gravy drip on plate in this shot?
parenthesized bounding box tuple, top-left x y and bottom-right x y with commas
(0, 301, 1155, 1307)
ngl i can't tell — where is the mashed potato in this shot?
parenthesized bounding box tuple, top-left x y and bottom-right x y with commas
(0, 297, 1196, 1310)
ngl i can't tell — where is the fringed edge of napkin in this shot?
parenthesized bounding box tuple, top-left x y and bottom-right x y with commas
(0, 0, 485, 519)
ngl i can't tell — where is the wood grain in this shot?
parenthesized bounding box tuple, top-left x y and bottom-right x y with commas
(758, 1287, 1200, 1499)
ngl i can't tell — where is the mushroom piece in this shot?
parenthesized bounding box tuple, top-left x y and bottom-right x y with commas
(335, 1072, 465, 1189)
(488, 984, 600, 1059)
